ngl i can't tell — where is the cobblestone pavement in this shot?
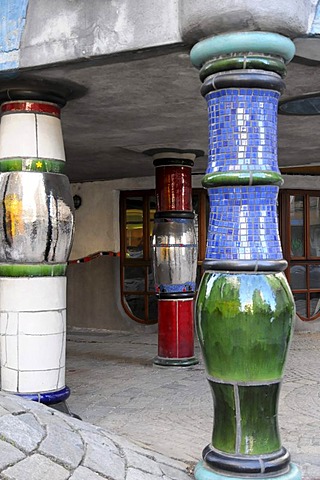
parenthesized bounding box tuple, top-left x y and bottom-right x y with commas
(0, 392, 192, 480)
(66, 331, 320, 480)
(0, 331, 318, 479)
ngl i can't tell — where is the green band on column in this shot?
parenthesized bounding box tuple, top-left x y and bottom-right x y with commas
(202, 171, 283, 188)
(0, 264, 67, 276)
(0, 158, 66, 173)
(190, 32, 296, 69)
(199, 56, 287, 82)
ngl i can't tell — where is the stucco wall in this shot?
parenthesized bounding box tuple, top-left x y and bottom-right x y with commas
(70, 176, 156, 260)
(180, 0, 318, 42)
(67, 177, 163, 332)
(67, 255, 157, 333)
(281, 175, 320, 190)
(20, 0, 180, 69)
(2, 0, 320, 73)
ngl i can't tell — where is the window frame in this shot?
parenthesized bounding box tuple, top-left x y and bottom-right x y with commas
(279, 189, 320, 321)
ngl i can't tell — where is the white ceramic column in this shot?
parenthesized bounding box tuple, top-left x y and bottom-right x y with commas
(0, 99, 74, 405)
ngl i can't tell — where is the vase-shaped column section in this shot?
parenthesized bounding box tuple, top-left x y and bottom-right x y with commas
(190, 32, 301, 479)
(150, 150, 199, 366)
(0, 99, 74, 406)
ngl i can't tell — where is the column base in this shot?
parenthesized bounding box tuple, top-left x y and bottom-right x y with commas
(203, 444, 290, 476)
(15, 385, 70, 406)
(50, 400, 82, 420)
(195, 461, 302, 480)
(153, 356, 198, 367)
(15, 386, 81, 419)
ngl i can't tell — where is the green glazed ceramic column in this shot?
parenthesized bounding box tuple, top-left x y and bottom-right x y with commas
(190, 32, 301, 480)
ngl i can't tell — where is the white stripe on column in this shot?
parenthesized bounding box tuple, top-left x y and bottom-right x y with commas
(36, 114, 66, 161)
(0, 114, 37, 158)
(0, 277, 66, 311)
(0, 277, 66, 393)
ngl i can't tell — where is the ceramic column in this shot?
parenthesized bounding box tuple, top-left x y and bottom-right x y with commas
(0, 93, 74, 407)
(190, 33, 301, 479)
(148, 149, 199, 366)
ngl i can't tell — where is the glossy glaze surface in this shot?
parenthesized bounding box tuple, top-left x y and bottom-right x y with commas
(0, 158, 65, 173)
(155, 165, 192, 211)
(1, 101, 60, 117)
(153, 218, 197, 293)
(208, 381, 281, 454)
(158, 298, 195, 359)
(0, 172, 74, 263)
(196, 272, 295, 381)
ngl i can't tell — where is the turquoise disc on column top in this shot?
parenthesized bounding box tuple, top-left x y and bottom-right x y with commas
(195, 272, 295, 382)
(190, 32, 296, 68)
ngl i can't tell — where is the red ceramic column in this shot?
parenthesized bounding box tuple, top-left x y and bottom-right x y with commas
(148, 149, 201, 366)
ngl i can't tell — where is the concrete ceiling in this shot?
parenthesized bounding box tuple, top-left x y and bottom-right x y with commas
(17, 45, 320, 183)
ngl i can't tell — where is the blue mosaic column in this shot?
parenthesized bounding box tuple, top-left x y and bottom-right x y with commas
(190, 32, 301, 480)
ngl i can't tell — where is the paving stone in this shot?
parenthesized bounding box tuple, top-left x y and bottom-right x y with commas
(8, 397, 45, 413)
(0, 405, 11, 416)
(38, 422, 84, 469)
(123, 448, 163, 476)
(18, 413, 45, 438)
(62, 414, 103, 434)
(69, 466, 107, 479)
(34, 409, 75, 431)
(148, 450, 192, 471)
(82, 436, 125, 480)
(1, 454, 70, 480)
(0, 414, 44, 452)
(0, 396, 27, 415)
(299, 463, 320, 479)
(80, 429, 120, 452)
(159, 463, 191, 480)
(0, 439, 26, 470)
(126, 467, 164, 480)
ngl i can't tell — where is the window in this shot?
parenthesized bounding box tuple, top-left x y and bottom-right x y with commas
(120, 189, 208, 324)
(279, 190, 320, 321)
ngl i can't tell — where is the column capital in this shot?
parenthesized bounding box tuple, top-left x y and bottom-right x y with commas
(180, 0, 315, 43)
(0, 75, 86, 107)
(144, 148, 204, 164)
(190, 32, 295, 70)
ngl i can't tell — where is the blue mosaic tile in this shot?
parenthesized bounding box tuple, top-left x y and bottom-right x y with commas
(155, 218, 193, 224)
(158, 282, 196, 293)
(206, 185, 282, 261)
(206, 88, 280, 174)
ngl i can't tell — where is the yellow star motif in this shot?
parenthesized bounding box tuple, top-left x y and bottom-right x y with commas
(35, 161, 43, 169)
